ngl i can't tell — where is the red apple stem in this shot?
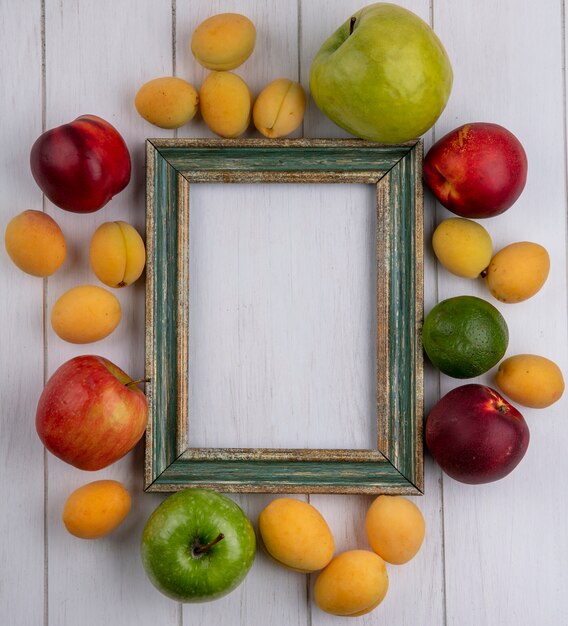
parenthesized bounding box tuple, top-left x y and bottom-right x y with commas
(349, 16, 356, 35)
(125, 378, 150, 388)
(193, 533, 225, 556)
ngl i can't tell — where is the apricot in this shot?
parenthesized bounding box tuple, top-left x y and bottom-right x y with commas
(4, 209, 66, 276)
(485, 241, 550, 303)
(62, 480, 131, 539)
(51, 285, 121, 343)
(496, 354, 565, 408)
(135, 77, 198, 129)
(199, 71, 252, 138)
(253, 79, 306, 138)
(314, 550, 388, 617)
(432, 217, 492, 279)
(191, 13, 256, 71)
(258, 498, 334, 573)
(90, 221, 146, 288)
(365, 495, 425, 564)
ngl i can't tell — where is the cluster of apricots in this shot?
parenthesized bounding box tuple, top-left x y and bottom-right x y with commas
(4, 210, 145, 344)
(135, 13, 306, 138)
(258, 495, 425, 617)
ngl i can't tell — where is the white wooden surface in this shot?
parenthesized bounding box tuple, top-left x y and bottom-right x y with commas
(1, 1, 567, 625)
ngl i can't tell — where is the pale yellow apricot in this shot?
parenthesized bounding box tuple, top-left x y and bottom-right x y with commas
(258, 498, 334, 573)
(191, 13, 256, 71)
(63, 480, 131, 539)
(51, 285, 121, 343)
(365, 495, 425, 565)
(314, 550, 388, 617)
(90, 221, 146, 288)
(135, 77, 198, 129)
(253, 79, 306, 138)
(432, 218, 492, 279)
(199, 71, 252, 138)
(4, 209, 66, 276)
(485, 242, 550, 303)
(496, 354, 565, 408)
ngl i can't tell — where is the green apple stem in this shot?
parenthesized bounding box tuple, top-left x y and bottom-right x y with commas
(125, 378, 150, 388)
(349, 16, 356, 35)
(193, 533, 225, 556)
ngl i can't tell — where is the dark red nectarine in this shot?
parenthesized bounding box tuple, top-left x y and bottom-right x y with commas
(426, 384, 530, 484)
(30, 114, 131, 213)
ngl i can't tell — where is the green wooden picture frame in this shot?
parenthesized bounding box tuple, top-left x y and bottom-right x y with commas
(144, 138, 424, 495)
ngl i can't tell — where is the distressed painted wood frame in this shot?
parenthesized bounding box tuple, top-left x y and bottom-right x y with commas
(144, 138, 423, 495)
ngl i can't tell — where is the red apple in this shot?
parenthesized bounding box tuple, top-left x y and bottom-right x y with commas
(426, 384, 530, 484)
(423, 122, 528, 218)
(36, 355, 148, 471)
(30, 114, 131, 213)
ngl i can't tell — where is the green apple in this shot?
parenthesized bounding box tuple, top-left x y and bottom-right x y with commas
(309, 3, 453, 143)
(140, 489, 256, 602)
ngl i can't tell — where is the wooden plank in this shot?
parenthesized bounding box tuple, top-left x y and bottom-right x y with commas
(301, 1, 445, 625)
(434, 1, 568, 625)
(0, 4, 45, 624)
(185, 181, 377, 449)
(175, 1, 310, 625)
(43, 1, 178, 625)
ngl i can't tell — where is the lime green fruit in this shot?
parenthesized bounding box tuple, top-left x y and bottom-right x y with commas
(309, 3, 453, 143)
(422, 296, 508, 378)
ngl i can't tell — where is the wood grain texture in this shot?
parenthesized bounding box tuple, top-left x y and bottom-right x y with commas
(176, 5, 311, 626)
(187, 179, 377, 453)
(145, 139, 423, 493)
(375, 142, 424, 490)
(435, 1, 568, 625)
(144, 150, 183, 487)
(0, 3, 45, 624)
(301, 2, 444, 625)
(43, 1, 177, 625)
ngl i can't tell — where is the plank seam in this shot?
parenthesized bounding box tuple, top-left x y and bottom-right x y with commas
(561, 0, 568, 373)
(40, 0, 48, 624)
(430, 2, 447, 625)
(171, 3, 181, 621)
(171, 0, 178, 141)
